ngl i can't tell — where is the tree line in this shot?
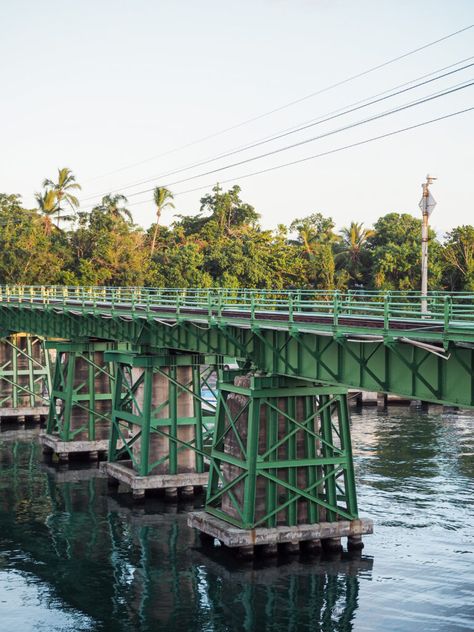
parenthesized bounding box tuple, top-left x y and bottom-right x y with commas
(0, 167, 473, 291)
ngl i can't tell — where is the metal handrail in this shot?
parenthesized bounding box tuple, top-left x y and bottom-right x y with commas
(0, 286, 473, 333)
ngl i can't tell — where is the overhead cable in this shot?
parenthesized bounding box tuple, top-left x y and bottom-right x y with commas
(80, 60, 474, 202)
(120, 106, 474, 209)
(82, 79, 473, 206)
(81, 24, 474, 184)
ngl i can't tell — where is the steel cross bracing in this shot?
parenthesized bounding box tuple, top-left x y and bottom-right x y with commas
(0, 334, 51, 412)
(45, 341, 115, 441)
(206, 374, 358, 530)
(0, 286, 473, 407)
(105, 350, 221, 477)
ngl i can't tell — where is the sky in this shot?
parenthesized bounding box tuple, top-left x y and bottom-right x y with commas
(1, 0, 473, 236)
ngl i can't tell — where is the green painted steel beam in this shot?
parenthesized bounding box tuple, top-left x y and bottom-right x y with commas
(206, 376, 358, 529)
(46, 341, 115, 441)
(104, 350, 210, 368)
(0, 286, 473, 407)
(0, 335, 51, 410)
(108, 356, 219, 476)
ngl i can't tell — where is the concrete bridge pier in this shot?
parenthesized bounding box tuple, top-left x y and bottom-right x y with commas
(189, 373, 373, 559)
(39, 341, 114, 462)
(102, 351, 218, 500)
(0, 334, 50, 423)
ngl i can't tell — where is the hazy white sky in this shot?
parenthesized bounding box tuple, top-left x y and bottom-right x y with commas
(1, 0, 473, 235)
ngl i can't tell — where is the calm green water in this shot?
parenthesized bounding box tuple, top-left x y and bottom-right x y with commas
(0, 407, 473, 632)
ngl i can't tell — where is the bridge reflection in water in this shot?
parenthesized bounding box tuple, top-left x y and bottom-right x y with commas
(0, 430, 371, 632)
(1, 402, 473, 632)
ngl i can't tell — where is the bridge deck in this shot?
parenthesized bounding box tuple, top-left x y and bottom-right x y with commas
(1, 286, 474, 407)
(1, 285, 473, 344)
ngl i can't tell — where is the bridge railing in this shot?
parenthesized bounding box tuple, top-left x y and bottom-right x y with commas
(0, 286, 473, 330)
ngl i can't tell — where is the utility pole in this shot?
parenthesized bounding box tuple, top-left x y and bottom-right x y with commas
(419, 174, 437, 314)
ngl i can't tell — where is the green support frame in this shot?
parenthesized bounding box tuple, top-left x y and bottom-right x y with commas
(46, 341, 115, 441)
(0, 334, 51, 411)
(106, 350, 222, 477)
(205, 374, 358, 530)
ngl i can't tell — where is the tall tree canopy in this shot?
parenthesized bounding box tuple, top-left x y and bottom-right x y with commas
(337, 222, 374, 287)
(41, 167, 81, 227)
(150, 187, 174, 256)
(367, 213, 443, 290)
(443, 226, 474, 290)
(0, 180, 472, 293)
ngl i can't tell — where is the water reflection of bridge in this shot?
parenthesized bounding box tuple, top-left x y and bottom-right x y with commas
(0, 434, 373, 631)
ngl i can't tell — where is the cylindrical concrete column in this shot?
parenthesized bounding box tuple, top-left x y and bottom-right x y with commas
(0, 341, 13, 407)
(132, 366, 196, 475)
(221, 375, 311, 526)
(60, 351, 111, 440)
(92, 351, 112, 440)
(17, 335, 45, 407)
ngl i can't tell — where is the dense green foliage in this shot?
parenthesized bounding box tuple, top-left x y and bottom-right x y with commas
(1, 171, 473, 290)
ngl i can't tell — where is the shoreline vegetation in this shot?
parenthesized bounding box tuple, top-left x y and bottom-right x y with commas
(1, 168, 473, 291)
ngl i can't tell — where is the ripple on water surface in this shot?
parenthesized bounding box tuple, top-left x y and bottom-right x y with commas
(0, 407, 472, 631)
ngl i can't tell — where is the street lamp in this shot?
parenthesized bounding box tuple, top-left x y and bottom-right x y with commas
(419, 174, 437, 314)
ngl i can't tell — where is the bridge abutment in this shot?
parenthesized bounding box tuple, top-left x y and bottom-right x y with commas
(189, 373, 373, 557)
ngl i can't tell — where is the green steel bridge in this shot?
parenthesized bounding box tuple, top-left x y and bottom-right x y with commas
(0, 285, 473, 407)
(0, 285, 472, 550)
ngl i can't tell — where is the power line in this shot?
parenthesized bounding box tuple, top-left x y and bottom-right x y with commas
(81, 24, 474, 184)
(218, 55, 474, 156)
(120, 105, 474, 210)
(80, 59, 474, 202)
(83, 79, 472, 207)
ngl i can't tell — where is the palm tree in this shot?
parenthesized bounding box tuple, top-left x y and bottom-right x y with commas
(35, 190, 59, 235)
(150, 187, 174, 256)
(93, 194, 133, 223)
(42, 167, 81, 226)
(290, 213, 340, 256)
(339, 222, 374, 259)
(338, 221, 374, 283)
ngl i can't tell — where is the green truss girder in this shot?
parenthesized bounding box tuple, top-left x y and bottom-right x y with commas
(205, 375, 358, 530)
(46, 341, 115, 441)
(0, 288, 473, 406)
(107, 352, 221, 477)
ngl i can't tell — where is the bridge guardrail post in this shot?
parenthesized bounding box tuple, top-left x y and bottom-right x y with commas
(111, 290, 116, 317)
(383, 292, 390, 332)
(346, 289, 353, 315)
(443, 295, 452, 337)
(288, 294, 294, 324)
(207, 291, 213, 321)
(333, 291, 339, 329)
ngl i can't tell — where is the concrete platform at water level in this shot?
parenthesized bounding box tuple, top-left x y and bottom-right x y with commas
(188, 512, 373, 548)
